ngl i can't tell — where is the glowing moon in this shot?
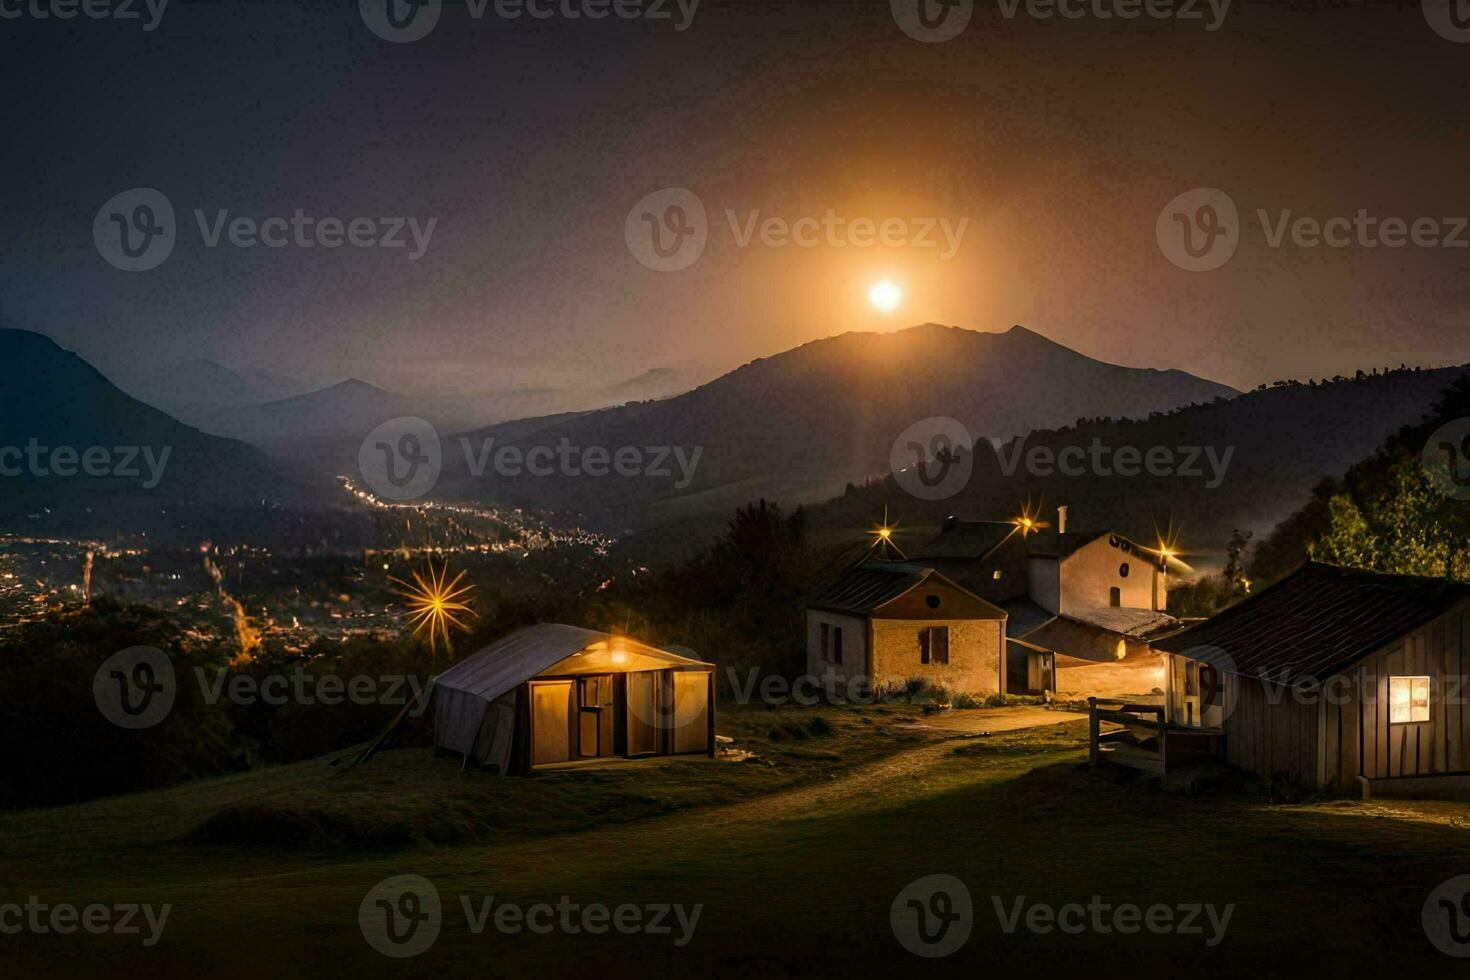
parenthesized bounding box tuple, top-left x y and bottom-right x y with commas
(868, 280, 901, 313)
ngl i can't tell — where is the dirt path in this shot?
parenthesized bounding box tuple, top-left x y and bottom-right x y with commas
(698, 707, 1087, 826)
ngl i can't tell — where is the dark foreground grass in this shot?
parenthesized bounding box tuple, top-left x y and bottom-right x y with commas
(4, 710, 1470, 978)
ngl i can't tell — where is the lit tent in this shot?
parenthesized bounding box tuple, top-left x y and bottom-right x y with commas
(430, 624, 716, 773)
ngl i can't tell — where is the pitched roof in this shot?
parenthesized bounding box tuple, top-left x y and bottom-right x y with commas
(809, 561, 931, 615)
(913, 520, 1018, 559)
(1153, 562, 1470, 681)
(434, 624, 711, 701)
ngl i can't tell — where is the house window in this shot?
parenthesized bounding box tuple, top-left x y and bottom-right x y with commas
(919, 626, 950, 665)
(1119, 562, 1130, 578)
(925, 594, 941, 609)
(1109, 587, 1121, 607)
(992, 569, 1003, 581)
(820, 622, 830, 661)
(1390, 675, 1430, 724)
(833, 626, 843, 665)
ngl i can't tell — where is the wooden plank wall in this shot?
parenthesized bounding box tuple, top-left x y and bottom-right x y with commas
(1225, 678, 1319, 788)
(1313, 604, 1470, 791)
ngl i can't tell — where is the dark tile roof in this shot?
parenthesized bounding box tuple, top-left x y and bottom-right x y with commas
(809, 561, 929, 616)
(1026, 529, 1104, 559)
(1153, 562, 1470, 681)
(1000, 596, 1053, 637)
(914, 521, 1018, 559)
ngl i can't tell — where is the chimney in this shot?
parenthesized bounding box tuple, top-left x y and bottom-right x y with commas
(1057, 505, 1068, 535)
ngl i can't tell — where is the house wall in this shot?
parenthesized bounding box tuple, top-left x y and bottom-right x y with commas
(1220, 676, 1319, 789)
(1057, 536, 1164, 614)
(869, 617, 1003, 695)
(805, 610, 869, 698)
(1314, 603, 1470, 792)
(1027, 557, 1062, 614)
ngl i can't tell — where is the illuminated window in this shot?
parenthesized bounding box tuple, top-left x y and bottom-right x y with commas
(992, 569, 1003, 581)
(1390, 675, 1430, 724)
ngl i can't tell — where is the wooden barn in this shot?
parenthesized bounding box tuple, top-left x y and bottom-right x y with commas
(1152, 562, 1470, 795)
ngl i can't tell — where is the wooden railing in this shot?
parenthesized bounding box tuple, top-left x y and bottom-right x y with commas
(1088, 697, 1167, 774)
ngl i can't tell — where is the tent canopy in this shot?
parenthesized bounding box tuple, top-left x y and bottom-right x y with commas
(434, 623, 713, 705)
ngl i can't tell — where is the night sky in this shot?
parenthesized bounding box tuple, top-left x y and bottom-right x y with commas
(4, 0, 1469, 396)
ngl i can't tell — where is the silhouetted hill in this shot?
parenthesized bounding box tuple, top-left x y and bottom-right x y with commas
(439, 323, 1237, 529)
(806, 364, 1470, 565)
(0, 330, 319, 532)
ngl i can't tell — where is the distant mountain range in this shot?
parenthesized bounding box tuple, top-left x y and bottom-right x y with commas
(0, 330, 321, 532)
(438, 323, 1240, 529)
(118, 358, 688, 458)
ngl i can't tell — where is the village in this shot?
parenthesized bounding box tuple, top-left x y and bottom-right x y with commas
(414, 502, 1468, 805)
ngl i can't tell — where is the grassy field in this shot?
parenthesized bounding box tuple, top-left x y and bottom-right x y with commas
(4, 704, 1470, 977)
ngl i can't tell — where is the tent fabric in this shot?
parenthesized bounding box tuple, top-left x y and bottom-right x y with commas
(430, 623, 713, 769)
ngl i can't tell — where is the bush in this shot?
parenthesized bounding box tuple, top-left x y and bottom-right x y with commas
(805, 716, 833, 736)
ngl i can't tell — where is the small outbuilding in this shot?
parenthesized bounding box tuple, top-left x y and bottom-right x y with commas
(1153, 562, 1470, 794)
(430, 624, 716, 773)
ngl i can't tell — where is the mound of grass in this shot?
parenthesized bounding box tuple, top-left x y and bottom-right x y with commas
(187, 804, 414, 853)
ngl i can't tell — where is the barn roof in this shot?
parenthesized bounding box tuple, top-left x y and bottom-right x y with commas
(809, 561, 931, 615)
(435, 624, 711, 703)
(913, 520, 1018, 559)
(1153, 562, 1470, 681)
